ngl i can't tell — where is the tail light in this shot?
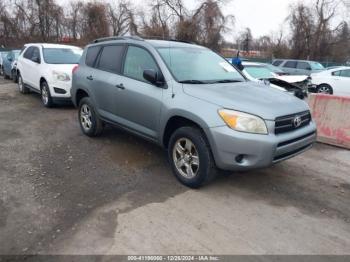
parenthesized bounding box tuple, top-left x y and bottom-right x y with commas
(72, 65, 79, 74)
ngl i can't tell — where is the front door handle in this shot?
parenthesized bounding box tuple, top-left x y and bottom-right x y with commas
(116, 83, 125, 90)
(87, 75, 93, 81)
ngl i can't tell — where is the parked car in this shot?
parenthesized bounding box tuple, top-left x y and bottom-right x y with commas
(272, 59, 325, 76)
(16, 43, 83, 107)
(0, 51, 9, 76)
(265, 63, 289, 76)
(71, 36, 316, 188)
(310, 66, 350, 96)
(2, 49, 20, 80)
(242, 62, 309, 99)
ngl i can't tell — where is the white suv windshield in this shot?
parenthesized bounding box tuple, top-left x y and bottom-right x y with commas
(157, 47, 245, 83)
(43, 48, 83, 64)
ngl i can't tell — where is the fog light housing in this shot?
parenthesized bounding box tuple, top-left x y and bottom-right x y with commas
(235, 154, 245, 164)
(54, 87, 67, 94)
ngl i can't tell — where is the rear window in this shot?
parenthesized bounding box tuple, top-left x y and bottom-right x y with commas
(86, 46, 101, 67)
(310, 62, 324, 70)
(272, 60, 283, 66)
(283, 61, 297, 68)
(96, 45, 125, 74)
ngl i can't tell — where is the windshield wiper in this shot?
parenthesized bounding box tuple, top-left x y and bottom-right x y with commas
(179, 80, 207, 84)
(211, 79, 243, 83)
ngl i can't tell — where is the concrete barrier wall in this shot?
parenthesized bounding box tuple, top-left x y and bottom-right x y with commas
(308, 94, 350, 149)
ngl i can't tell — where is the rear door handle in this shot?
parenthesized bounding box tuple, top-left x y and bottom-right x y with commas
(87, 75, 93, 81)
(116, 83, 125, 90)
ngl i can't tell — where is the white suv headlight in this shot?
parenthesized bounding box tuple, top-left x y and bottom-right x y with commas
(219, 109, 268, 134)
(52, 71, 70, 82)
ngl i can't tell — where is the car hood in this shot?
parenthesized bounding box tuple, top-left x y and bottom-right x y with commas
(182, 82, 309, 120)
(275, 75, 308, 83)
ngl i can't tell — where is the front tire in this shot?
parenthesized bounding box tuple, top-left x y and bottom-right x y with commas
(41, 81, 54, 108)
(18, 74, 29, 94)
(317, 84, 333, 95)
(168, 126, 217, 188)
(12, 70, 18, 83)
(78, 97, 103, 137)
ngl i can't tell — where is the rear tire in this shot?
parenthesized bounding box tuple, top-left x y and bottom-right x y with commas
(168, 126, 217, 188)
(41, 81, 54, 108)
(3, 72, 9, 79)
(17, 74, 29, 94)
(317, 84, 333, 95)
(78, 97, 103, 137)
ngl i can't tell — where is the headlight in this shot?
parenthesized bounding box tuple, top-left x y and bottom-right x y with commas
(218, 109, 268, 134)
(52, 71, 70, 82)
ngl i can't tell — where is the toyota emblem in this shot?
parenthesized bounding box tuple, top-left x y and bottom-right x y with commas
(293, 116, 302, 128)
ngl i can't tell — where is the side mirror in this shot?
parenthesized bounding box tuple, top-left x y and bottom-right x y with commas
(306, 67, 312, 70)
(32, 56, 40, 63)
(143, 69, 165, 87)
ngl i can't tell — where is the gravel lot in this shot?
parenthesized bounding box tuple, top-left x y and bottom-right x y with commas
(0, 78, 350, 255)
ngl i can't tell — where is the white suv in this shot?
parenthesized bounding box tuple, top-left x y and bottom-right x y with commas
(16, 43, 83, 107)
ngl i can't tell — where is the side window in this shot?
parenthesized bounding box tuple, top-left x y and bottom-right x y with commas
(332, 70, 341, 76)
(86, 46, 101, 67)
(123, 46, 159, 82)
(297, 62, 311, 70)
(272, 60, 283, 66)
(283, 61, 297, 68)
(97, 45, 125, 73)
(340, 70, 350, 78)
(32, 47, 41, 62)
(23, 47, 34, 59)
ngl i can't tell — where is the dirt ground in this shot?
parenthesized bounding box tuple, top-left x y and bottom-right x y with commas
(0, 78, 350, 255)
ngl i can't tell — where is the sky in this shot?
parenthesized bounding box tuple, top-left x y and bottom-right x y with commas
(59, 0, 349, 39)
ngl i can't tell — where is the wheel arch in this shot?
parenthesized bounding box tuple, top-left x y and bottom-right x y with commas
(75, 88, 90, 107)
(162, 114, 209, 149)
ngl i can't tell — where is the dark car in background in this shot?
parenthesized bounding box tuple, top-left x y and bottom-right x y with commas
(3, 49, 21, 81)
(0, 51, 9, 76)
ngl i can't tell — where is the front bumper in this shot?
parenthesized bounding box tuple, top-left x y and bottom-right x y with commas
(308, 84, 318, 93)
(207, 121, 317, 171)
(48, 80, 72, 98)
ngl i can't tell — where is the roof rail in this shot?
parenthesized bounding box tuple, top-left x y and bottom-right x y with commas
(92, 35, 144, 43)
(144, 36, 195, 44)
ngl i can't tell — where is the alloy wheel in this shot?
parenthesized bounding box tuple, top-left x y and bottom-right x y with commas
(41, 85, 49, 105)
(18, 76, 23, 92)
(172, 138, 200, 179)
(80, 104, 93, 132)
(318, 85, 331, 94)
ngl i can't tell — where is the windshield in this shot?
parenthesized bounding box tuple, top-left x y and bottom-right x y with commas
(244, 66, 275, 79)
(157, 47, 245, 83)
(13, 51, 20, 59)
(43, 48, 83, 64)
(310, 62, 324, 70)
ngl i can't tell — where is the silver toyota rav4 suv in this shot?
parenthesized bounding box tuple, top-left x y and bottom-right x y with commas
(71, 36, 317, 188)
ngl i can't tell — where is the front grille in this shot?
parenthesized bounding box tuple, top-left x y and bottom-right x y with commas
(275, 111, 311, 134)
(277, 132, 316, 147)
(273, 144, 313, 162)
